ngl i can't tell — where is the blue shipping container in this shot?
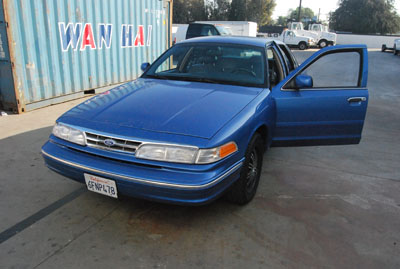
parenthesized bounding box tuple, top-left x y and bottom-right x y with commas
(0, 0, 172, 113)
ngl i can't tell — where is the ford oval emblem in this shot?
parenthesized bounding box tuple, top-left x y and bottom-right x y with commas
(104, 139, 116, 147)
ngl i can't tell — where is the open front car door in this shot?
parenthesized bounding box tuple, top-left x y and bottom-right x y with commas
(271, 45, 369, 146)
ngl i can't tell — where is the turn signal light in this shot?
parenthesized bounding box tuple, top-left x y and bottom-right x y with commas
(220, 142, 238, 158)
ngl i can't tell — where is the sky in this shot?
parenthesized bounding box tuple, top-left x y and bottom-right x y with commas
(272, 0, 400, 21)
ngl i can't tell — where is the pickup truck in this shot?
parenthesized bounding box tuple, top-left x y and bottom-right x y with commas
(381, 38, 400, 55)
(172, 23, 231, 44)
(307, 23, 337, 48)
(289, 22, 337, 48)
(277, 30, 316, 50)
(381, 39, 400, 55)
(42, 37, 369, 205)
(395, 39, 400, 55)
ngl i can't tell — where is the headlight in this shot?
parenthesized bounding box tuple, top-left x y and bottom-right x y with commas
(135, 144, 198, 164)
(135, 142, 238, 164)
(196, 142, 238, 164)
(52, 123, 86, 146)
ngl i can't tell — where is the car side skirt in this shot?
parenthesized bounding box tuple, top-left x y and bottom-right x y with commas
(271, 137, 360, 147)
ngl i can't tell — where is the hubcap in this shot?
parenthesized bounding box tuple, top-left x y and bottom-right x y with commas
(246, 149, 259, 192)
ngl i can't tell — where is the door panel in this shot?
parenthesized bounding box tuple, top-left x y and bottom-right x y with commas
(271, 45, 369, 146)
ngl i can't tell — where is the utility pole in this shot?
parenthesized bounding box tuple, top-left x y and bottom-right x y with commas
(318, 8, 321, 22)
(245, 0, 248, 21)
(297, 0, 302, 22)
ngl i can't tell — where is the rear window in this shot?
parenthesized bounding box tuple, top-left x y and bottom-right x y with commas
(187, 24, 219, 39)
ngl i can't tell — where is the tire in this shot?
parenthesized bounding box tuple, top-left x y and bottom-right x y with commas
(226, 133, 264, 205)
(318, 39, 328, 48)
(298, 42, 307, 50)
(381, 44, 387, 52)
(394, 45, 398, 55)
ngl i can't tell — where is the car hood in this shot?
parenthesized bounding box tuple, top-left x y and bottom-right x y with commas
(61, 78, 262, 139)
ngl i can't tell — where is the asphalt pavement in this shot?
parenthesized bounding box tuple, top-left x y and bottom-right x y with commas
(0, 50, 399, 269)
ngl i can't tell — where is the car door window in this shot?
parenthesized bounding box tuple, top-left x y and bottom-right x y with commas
(286, 51, 362, 89)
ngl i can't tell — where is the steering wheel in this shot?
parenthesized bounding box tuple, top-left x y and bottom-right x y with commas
(232, 68, 257, 78)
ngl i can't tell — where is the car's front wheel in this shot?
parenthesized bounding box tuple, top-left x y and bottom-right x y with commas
(226, 133, 264, 205)
(394, 45, 398, 55)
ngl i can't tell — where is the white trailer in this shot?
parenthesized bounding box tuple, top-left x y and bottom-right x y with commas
(195, 21, 258, 37)
(172, 24, 188, 44)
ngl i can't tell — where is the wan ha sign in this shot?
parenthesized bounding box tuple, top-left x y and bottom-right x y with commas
(58, 23, 153, 52)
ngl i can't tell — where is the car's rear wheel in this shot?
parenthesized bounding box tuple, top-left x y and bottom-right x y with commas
(298, 42, 307, 50)
(226, 133, 264, 205)
(318, 39, 328, 48)
(394, 45, 398, 55)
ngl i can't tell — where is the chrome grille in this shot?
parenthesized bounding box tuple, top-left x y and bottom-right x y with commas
(85, 132, 141, 154)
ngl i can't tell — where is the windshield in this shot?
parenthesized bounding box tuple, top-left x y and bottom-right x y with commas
(216, 26, 232, 36)
(311, 25, 320, 31)
(142, 43, 266, 87)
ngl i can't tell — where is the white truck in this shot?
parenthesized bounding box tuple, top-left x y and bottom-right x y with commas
(381, 39, 400, 55)
(288, 22, 337, 48)
(276, 30, 316, 50)
(195, 21, 258, 37)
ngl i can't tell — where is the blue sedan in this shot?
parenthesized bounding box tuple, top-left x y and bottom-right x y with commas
(42, 37, 368, 205)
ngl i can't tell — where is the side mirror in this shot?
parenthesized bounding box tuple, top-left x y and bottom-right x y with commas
(141, 62, 150, 72)
(295, 74, 313, 89)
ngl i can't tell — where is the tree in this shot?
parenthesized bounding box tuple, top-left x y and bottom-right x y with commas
(247, 0, 276, 25)
(330, 0, 400, 34)
(288, 7, 315, 22)
(173, 0, 277, 26)
(275, 16, 288, 26)
(173, 0, 189, 23)
(207, 0, 231, 21)
(229, 0, 247, 21)
(229, 0, 276, 25)
(173, 0, 208, 23)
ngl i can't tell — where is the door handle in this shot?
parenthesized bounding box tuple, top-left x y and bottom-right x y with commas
(347, 97, 367, 103)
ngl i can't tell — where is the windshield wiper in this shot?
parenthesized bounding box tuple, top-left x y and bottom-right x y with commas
(176, 77, 223, 84)
(145, 75, 219, 84)
(145, 74, 259, 87)
(144, 74, 170, 80)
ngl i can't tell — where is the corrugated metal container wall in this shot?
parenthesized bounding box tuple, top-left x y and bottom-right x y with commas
(1, 0, 171, 113)
(0, 0, 17, 111)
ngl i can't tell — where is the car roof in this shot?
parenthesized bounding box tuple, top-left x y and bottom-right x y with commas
(179, 36, 283, 48)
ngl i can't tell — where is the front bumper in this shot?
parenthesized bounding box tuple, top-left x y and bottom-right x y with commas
(309, 41, 317, 47)
(42, 141, 243, 205)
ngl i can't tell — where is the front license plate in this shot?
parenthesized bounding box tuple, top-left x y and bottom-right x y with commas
(84, 173, 118, 198)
